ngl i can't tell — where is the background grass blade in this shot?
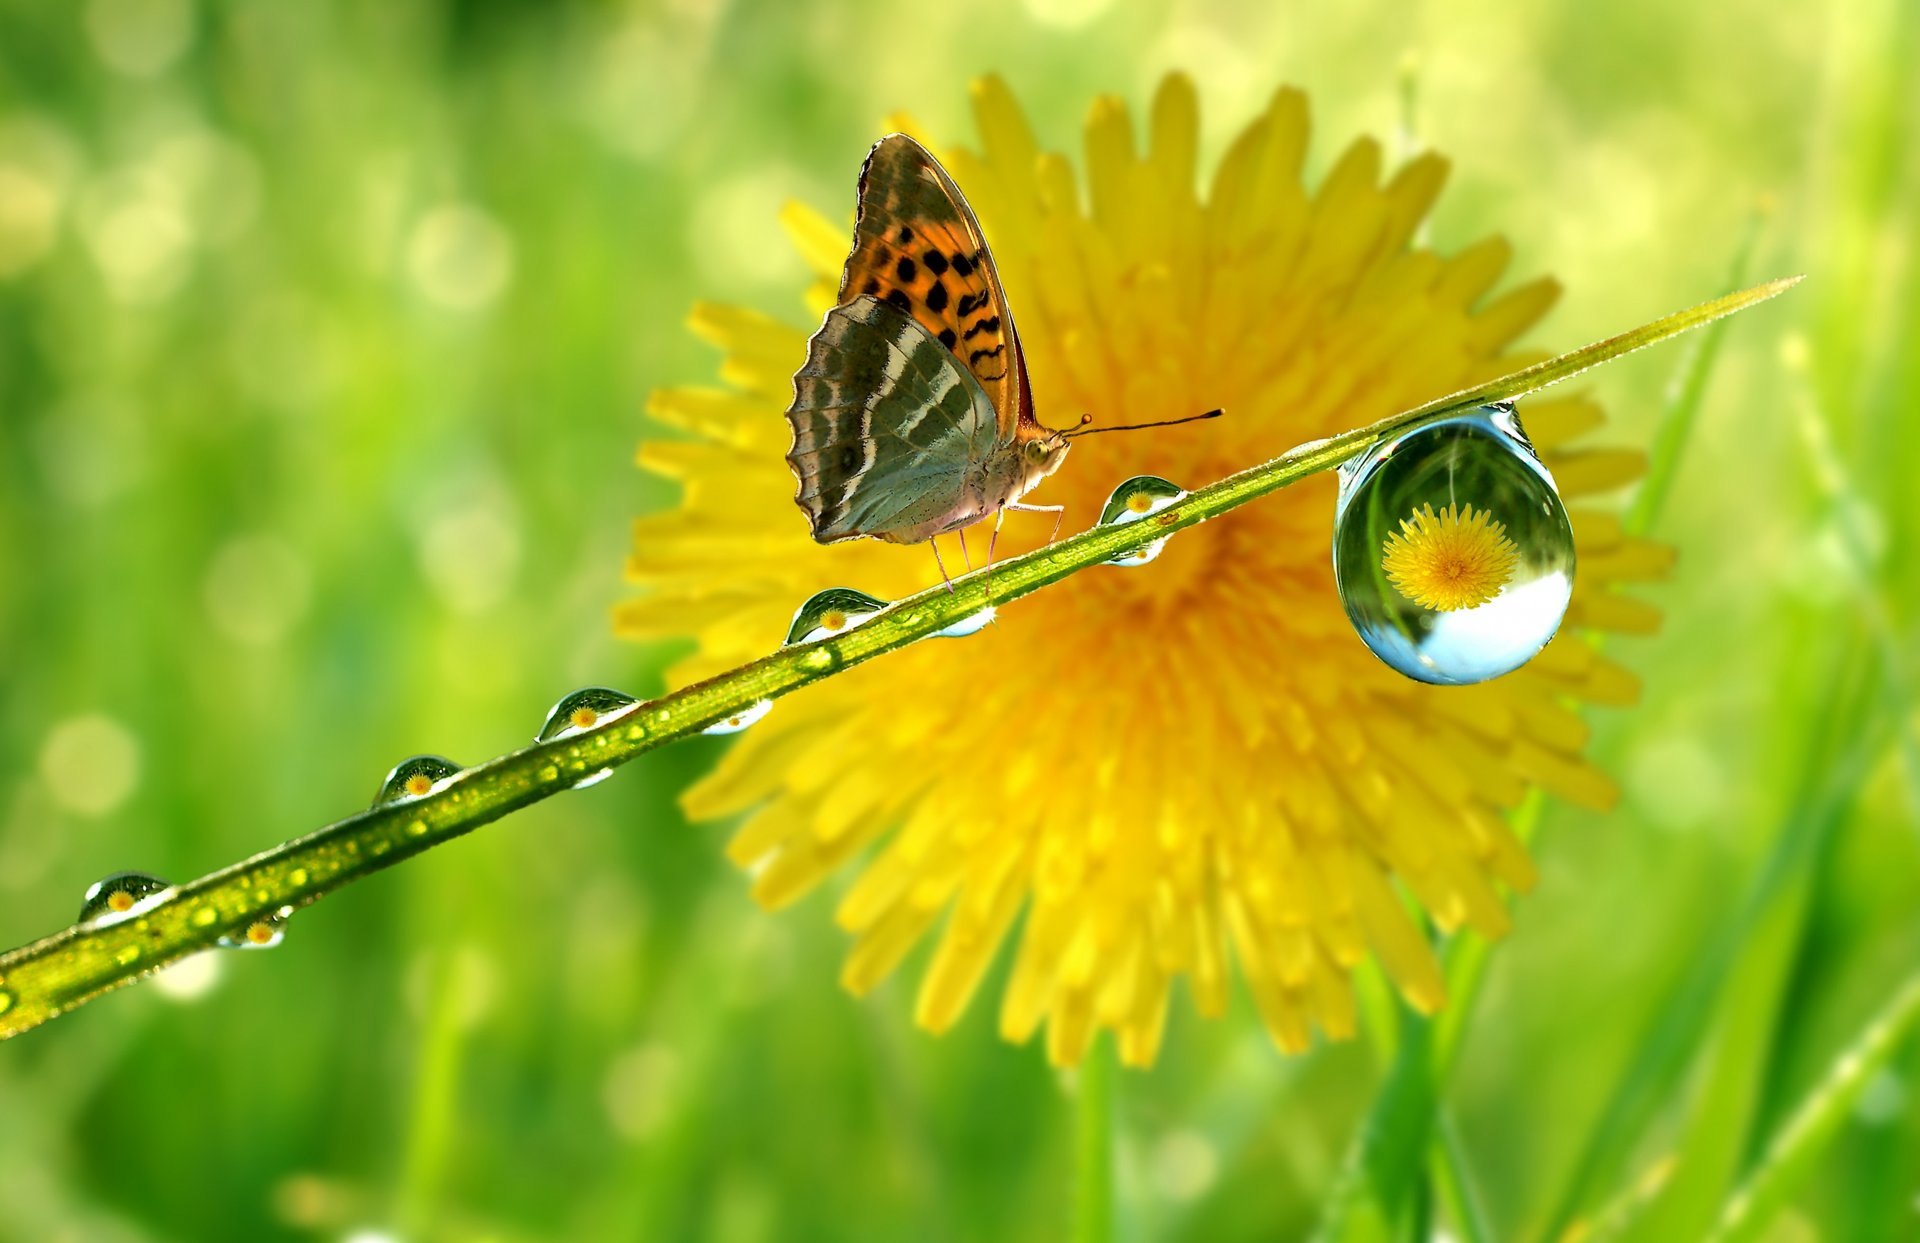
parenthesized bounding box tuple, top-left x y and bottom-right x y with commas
(1704, 974, 1920, 1243)
(1537, 642, 1892, 1242)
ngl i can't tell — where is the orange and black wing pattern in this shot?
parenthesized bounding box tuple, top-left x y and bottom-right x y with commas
(839, 134, 1034, 438)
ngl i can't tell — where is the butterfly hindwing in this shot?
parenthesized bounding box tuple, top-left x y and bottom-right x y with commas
(786, 295, 1002, 544)
(843, 134, 1032, 439)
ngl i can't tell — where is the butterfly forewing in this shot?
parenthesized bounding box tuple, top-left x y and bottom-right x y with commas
(787, 295, 1002, 544)
(843, 135, 1032, 438)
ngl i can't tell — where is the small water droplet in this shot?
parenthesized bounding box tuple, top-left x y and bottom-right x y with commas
(115, 944, 142, 966)
(1098, 475, 1188, 566)
(0, 990, 11, 1016)
(702, 699, 773, 735)
(538, 764, 560, 783)
(571, 769, 615, 789)
(373, 754, 464, 805)
(1333, 404, 1574, 685)
(537, 687, 640, 741)
(220, 911, 288, 950)
(785, 587, 889, 645)
(191, 905, 219, 928)
(934, 606, 996, 638)
(78, 871, 171, 924)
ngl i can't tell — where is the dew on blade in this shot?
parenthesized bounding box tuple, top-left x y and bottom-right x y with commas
(1332, 403, 1574, 685)
(219, 910, 290, 951)
(934, 607, 995, 638)
(785, 587, 889, 645)
(1097, 475, 1187, 567)
(78, 871, 172, 924)
(372, 755, 464, 805)
(702, 699, 772, 736)
(537, 687, 640, 741)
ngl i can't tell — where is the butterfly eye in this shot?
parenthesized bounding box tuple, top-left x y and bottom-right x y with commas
(1026, 440, 1051, 462)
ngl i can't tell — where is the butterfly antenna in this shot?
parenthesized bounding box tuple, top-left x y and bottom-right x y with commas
(1062, 408, 1224, 438)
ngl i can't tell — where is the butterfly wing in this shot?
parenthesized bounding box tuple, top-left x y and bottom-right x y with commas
(841, 134, 1034, 439)
(786, 295, 1004, 544)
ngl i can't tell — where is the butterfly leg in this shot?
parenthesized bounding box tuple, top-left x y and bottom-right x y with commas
(957, 528, 973, 572)
(928, 538, 955, 593)
(1007, 502, 1067, 545)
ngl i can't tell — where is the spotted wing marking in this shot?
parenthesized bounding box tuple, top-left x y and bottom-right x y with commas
(842, 134, 1033, 437)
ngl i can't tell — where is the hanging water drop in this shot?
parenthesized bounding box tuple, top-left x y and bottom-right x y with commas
(702, 699, 773, 735)
(785, 587, 889, 645)
(78, 871, 171, 924)
(934, 607, 995, 638)
(1332, 403, 1574, 685)
(219, 909, 289, 950)
(1097, 475, 1188, 567)
(373, 755, 463, 805)
(538, 687, 640, 741)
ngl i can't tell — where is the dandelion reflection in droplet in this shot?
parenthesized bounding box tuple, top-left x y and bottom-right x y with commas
(1097, 475, 1187, 567)
(78, 870, 171, 924)
(538, 687, 640, 741)
(785, 587, 888, 645)
(372, 755, 463, 805)
(1332, 403, 1574, 685)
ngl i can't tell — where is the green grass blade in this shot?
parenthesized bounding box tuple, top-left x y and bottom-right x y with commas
(1626, 204, 1769, 537)
(1536, 642, 1892, 1242)
(0, 277, 1801, 1040)
(1075, 1035, 1116, 1243)
(1430, 1111, 1497, 1243)
(1705, 975, 1920, 1243)
(1311, 1004, 1437, 1243)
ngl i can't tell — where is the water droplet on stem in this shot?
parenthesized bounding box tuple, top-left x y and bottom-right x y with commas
(78, 871, 171, 924)
(372, 755, 464, 805)
(1098, 476, 1188, 566)
(702, 699, 773, 735)
(933, 607, 995, 638)
(786, 587, 889, 645)
(538, 688, 640, 741)
(219, 910, 289, 951)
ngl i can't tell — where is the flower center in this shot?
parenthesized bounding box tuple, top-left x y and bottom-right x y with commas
(1380, 502, 1519, 612)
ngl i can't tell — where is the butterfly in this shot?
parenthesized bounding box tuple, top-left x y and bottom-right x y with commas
(783, 133, 1065, 562)
(784, 134, 1220, 575)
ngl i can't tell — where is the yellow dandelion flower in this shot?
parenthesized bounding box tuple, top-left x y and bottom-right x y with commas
(1382, 502, 1521, 612)
(618, 75, 1671, 1067)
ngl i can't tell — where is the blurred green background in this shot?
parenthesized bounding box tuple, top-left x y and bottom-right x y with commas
(1, 1, 1914, 1240)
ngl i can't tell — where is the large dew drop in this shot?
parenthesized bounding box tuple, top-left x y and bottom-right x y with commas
(1098, 476, 1187, 567)
(538, 687, 640, 741)
(78, 871, 171, 924)
(373, 755, 463, 805)
(1333, 403, 1574, 685)
(785, 587, 889, 645)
